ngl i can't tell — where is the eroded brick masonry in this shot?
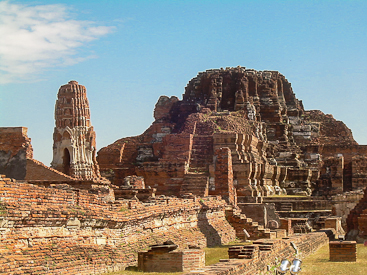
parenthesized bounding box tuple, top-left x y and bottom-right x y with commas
(1, 67, 367, 274)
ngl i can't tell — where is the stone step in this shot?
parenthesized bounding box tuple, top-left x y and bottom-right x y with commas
(189, 138, 212, 169)
(227, 211, 275, 241)
(279, 202, 293, 211)
(180, 174, 209, 197)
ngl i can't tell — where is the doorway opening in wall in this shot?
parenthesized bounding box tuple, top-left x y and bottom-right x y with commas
(63, 148, 71, 176)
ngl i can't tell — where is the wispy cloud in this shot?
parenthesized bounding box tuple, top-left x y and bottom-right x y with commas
(0, 1, 114, 83)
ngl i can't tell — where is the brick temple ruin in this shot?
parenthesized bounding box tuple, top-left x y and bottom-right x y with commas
(51, 81, 101, 180)
(1, 67, 367, 274)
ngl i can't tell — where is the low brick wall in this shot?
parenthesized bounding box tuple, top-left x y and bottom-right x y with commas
(0, 178, 236, 274)
(329, 241, 357, 262)
(25, 159, 76, 181)
(138, 249, 205, 272)
(185, 232, 328, 275)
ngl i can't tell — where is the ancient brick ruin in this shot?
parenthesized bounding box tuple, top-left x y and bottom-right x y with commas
(1, 68, 367, 274)
(138, 241, 205, 272)
(51, 81, 101, 180)
(98, 67, 367, 199)
(329, 241, 357, 262)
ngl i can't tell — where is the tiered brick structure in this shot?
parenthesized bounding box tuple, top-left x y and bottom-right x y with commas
(2, 69, 364, 274)
(51, 81, 101, 180)
(98, 67, 367, 202)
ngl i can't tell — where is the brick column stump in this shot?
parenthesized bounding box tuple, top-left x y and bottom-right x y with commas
(329, 241, 356, 262)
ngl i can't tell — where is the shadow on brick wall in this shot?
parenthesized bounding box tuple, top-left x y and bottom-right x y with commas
(197, 209, 222, 247)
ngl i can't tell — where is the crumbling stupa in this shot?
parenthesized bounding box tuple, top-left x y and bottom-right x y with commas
(51, 81, 100, 180)
(97, 67, 367, 200)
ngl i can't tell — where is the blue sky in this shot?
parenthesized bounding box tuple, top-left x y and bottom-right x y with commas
(1, 0, 367, 165)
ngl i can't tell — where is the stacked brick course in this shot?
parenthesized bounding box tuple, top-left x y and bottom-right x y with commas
(346, 187, 367, 240)
(213, 147, 236, 205)
(138, 247, 205, 272)
(0, 176, 236, 274)
(329, 241, 357, 261)
(98, 67, 367, 206)
(25, 159, 76, 181)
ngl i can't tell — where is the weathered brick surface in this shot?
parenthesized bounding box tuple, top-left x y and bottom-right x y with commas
(329, 241, 357, 262)
(346, 187, 367, 238)
(25, 159, 76, 181)
(331, 189, 364, 230)
(0, 177, 235, 274)
(51, 81, 101, 180)
(213, 147, 236, 205)
(0, 127, 33, 180)
(138, 248, 205, 272)
(97, 67, 367, 202)
(225, 208, 275, 241)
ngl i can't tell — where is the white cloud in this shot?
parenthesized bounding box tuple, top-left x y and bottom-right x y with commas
(0, 1, 114, 83)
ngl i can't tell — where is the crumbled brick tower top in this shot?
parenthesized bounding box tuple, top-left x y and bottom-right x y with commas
(183, 67, 302, 122)
(181, 67, 355, 144)
(51, 81, 101, 180)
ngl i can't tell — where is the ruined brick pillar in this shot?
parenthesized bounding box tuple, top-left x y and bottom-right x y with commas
(51, 81, 101, 179)
(214, 147, 236, 205)
(329, 241, 357, 262)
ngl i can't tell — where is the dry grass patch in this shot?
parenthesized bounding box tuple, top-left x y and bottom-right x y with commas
(301, 243, 367, 275)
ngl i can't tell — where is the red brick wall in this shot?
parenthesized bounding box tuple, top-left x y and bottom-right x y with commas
(329, 241, 356, 261)
(25, 159, 76, 181)
(138, 249, 204, 272)
(0, 178, 235, 274)
(213, 147, 236, 205)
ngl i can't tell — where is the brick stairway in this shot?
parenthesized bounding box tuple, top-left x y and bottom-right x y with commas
(253, 240, 275, 251)
(225, 207, 276, 240)
(228, 245, 259, 259)
(279, 202, 293, 211)
(180, 173, 209, 197)
(188, 135, 213, 174)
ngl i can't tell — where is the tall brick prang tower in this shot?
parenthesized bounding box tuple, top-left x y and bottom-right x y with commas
(51, 81, 100, 179)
